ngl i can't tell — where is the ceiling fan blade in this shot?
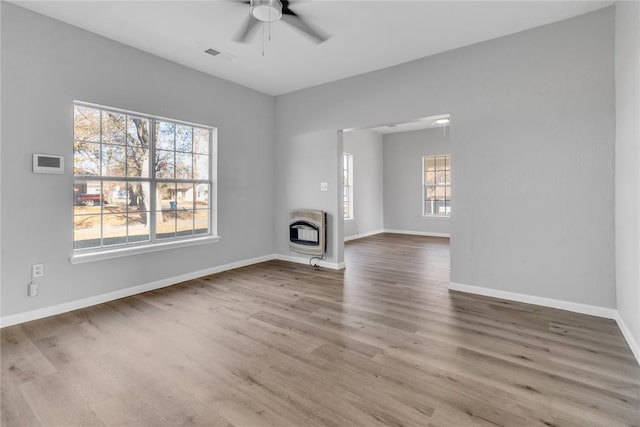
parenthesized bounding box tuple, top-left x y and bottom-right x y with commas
(281, 13, 329, 43)
(234, 14, 259, 42)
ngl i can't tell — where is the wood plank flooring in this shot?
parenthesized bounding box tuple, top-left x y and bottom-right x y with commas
(2, 233, 639, 426)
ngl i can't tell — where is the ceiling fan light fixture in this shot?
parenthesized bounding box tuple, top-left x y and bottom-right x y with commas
(251, 0, 283, 22)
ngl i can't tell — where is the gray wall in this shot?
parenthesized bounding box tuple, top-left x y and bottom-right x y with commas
(615, 2, 640, 350)
(0, 3, 622, 320)
(1, 3, 276, 317)
(343, 129, 384, 239)
(274, 8, 616, 308)
(383, 128, 450, 235)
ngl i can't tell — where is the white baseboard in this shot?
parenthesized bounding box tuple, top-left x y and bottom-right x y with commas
(0, 254, 274, 328)
(615, 312, 640, 365)
(383, 229, 450, 238)
(272, 254, 345, 270)
(0, 252, 349, 328)
(3, 257, 637, 365)
(344, 229, 384, 242)
(448, 281, 617, 319)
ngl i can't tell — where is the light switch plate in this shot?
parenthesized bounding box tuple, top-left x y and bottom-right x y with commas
(320, 182, 328, 191)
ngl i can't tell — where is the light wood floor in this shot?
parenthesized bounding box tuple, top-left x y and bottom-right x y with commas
(2, 234, 639, 426)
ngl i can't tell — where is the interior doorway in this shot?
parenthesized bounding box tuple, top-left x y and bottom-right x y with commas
(338, 114, 451, 266)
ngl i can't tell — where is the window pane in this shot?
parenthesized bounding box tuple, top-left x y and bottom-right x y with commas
(102, 112, 125, 145)
(435, 157, 446, 171)
(445, 186, 451, 200)
(158, 182, 176, 210)
(74, 214, 101, 249)
(127, 117, 150, 178)
(177, 210, 194, 237)
(127, 182, 150, 211)
(176, 183, 194, 210)
(436, 171, 447, 185)
(445, 156, 450, 170)
(195, 184, 209, 207)
(426, 172, 436, 185)
(176, 125, 193, 153)
(424, 157, 435, 172)
(424, 201, 435, 215)
(194, 155, 209, 180)
(126, 149, 150, 178)
(193, 128, 210, 154)
(74, 106, 100, 142)
(425, 186, 435, 201)
(195, 209, 209, 235)
(158, 182, 177, 239)
(74, 142, 101, 176)
(103, 181, 127, 213)
(128, 210, 149, 243)
(156, 121, 175, 151)
(102, 214, 127, 246)
(155, 149, 175, 179)
(73, 180, 104, 211)
(102, 144, 126, 177)
(176, 152, 193, 179)
(445, 170, 451, 185)
(435, 186, 446, 199)
(126, 146, 149, 178)
(157, 212, 176, 239)
(127, 117, 149, 178)
(435, 200, 447, 215)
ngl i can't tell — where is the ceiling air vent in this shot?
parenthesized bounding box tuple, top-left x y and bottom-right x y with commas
(204, 48, 236, 62)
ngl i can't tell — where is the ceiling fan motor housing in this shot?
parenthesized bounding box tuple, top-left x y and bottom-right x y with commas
(250, 0, 283, 22)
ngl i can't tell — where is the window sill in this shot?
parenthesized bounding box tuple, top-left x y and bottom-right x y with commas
(344, 218, 355, 222)
(70, 235, 222, 264)
(421, 215, 450, 219)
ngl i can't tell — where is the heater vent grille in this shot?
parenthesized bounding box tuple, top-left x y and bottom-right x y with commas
(289, 209, 326, 256)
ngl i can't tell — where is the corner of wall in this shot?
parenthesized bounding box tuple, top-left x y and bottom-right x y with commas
(615, 311, 640, 365)
(614, 0, 640, 366)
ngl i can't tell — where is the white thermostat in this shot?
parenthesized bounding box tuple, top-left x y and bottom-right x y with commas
(33, 154, 64, 174)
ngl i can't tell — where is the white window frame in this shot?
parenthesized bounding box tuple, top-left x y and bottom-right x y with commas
(71, 101, 219, 263)
(422, 154, 450, 217)
(343, 152, 354, 220)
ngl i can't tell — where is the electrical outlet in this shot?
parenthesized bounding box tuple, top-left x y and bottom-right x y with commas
(32, 263, 44, 278)
(28, 283, 38, 297)
(320, 182, 328, 191)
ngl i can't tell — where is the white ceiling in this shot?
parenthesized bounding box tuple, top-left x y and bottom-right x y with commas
(12, 0, 612, 96)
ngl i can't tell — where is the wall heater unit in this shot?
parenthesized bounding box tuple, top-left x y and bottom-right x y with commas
(289, 209, 326, 256)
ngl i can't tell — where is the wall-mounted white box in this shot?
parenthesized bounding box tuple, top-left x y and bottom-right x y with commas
(33, 154, 64, 174)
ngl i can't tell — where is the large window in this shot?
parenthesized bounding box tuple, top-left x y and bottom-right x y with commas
(343, 152, 353, 220)
(422, 155, 450, 216)
(73, 103, 216, 252)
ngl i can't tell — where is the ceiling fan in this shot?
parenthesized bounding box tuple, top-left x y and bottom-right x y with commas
(234, 0, 329, 44)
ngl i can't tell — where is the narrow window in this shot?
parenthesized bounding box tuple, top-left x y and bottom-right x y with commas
(422, 155, 450, 216)
(343, 153, 354, 220)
